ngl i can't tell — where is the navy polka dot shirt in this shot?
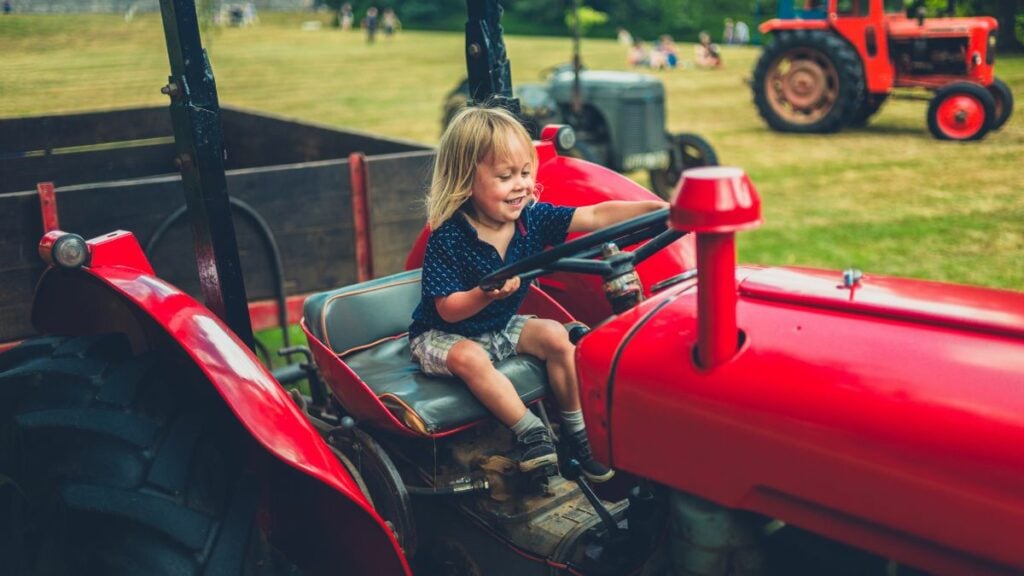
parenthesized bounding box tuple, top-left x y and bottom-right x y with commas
(410, 202, 576, 338)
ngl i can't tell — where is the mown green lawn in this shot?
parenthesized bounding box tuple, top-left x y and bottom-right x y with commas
(2, 12, 1022, 290)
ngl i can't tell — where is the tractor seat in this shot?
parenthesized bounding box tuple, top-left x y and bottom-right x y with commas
(303, 269, 548, 436)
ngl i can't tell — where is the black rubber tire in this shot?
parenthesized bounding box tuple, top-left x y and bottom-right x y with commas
(986, 77, 1014, 131)
(649, 132, 719, 200)
(848, 93, 889, 128)
(328, 427, 417, 559)
(568, 139, 603, 164)
(752, 30, 865, 133)
(926, 82, 995, 141)
(441, 79, 471, 135)
(0, 334, 298, 576)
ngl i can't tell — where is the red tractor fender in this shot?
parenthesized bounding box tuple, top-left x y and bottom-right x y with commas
(758, 18, 830, 34)
(32, 230, 410, 576)
(406, 137, 697, 326)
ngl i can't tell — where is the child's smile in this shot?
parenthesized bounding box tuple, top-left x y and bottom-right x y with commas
(469, 136, 534, 230)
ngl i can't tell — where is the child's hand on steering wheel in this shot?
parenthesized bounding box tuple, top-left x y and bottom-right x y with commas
(483, 276, 521, 300)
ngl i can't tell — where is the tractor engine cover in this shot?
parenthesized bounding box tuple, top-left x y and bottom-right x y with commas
(578, 265, 1024, 576)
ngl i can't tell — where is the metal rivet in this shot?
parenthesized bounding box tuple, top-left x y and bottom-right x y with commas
(160, 82, 181, 98)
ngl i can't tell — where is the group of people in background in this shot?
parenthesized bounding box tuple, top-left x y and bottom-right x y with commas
(339, 3, 400, 43)
(619, 16, 748, 71)
(722, 18, 751, 45)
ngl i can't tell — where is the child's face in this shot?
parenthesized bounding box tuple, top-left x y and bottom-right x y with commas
(469, 135, 534, 229)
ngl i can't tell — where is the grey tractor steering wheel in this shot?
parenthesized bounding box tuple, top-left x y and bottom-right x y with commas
(478, 208, 684, 291)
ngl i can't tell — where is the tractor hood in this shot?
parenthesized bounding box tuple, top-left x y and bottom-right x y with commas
(886, 13, 999, 38)
(546, 69, 665, 102)
(577, 265, 1024, 575)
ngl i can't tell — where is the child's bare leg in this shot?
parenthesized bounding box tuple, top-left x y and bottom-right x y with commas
(516, 318, 579, 411)
(446, 338, 557, 472)
(517, 318, 614, 482)
(446, 339, 527, 427)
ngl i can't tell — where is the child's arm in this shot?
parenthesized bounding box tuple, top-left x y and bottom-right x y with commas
(434, 277, 522, 323)
(568, 200, 668, 234)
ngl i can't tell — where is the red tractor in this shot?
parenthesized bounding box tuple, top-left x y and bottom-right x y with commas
(753, 0, 1014, 140)
(3, 1, 1024, 576)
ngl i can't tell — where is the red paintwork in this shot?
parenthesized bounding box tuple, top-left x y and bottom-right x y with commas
(37, 182, 59, 233)
(578, 264, 1024, 576)
(888, 14, 998, 89)
(304, 284, 574, 437)
(406, 135, 697, 326)
(671, 167, 763, 369)
(761, 0, 999, 95)
(349, 152, 375, 283)
(933, 91, 988, 138)
(31, 230, 410, 576)
(248, 293, 307, 332)
(669, 167, 762, 234)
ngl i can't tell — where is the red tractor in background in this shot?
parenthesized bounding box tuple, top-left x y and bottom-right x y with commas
(753, 0, 1014, 140)
(3, 1, 1024, 576)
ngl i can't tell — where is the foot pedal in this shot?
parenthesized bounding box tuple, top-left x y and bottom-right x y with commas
(523, 464, 557, 494)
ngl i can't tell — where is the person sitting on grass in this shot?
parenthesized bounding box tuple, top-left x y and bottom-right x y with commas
(695, 31, 723, 68)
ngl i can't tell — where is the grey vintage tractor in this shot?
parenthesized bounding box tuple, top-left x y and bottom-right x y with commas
(442, 65, 719, 199)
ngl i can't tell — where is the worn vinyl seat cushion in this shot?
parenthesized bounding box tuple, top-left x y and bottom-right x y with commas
(304, 269, 548, 435)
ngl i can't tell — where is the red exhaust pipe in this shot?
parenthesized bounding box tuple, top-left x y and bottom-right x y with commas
(669, 167, 762, 369)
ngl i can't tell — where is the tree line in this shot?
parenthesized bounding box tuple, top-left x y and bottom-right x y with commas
(321, 0, 1022, 52)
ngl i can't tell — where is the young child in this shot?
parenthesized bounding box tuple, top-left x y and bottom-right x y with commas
(409, 106, 667, 482)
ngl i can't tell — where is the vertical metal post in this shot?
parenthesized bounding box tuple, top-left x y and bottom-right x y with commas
(464, 0, 521, 117)
(158, 0, 255, 349)
(695, 233, 737, 370)
(348, 152, 375, 283)
(570, 0, 583, 117)
(36, 182, 59, 233)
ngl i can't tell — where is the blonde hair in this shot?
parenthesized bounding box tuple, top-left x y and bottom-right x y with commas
(426, 106, 537, 230)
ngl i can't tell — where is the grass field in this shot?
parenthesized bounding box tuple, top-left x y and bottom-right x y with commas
(2, 12, 1022, 290)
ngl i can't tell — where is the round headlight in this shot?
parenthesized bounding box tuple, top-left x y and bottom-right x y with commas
(556, 125, 577, 152)
(52, 233, 90, 269)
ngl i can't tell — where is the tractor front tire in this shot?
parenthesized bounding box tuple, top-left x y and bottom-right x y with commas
(927, 82, 995, 141)
(986, 77, 1013, 131)
(0, 334, 297, 576)
(649, 133, 719, 200)
(752, 30, 865, 133)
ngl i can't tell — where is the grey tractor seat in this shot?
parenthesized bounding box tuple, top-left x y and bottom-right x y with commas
(304, 269, 549, 435)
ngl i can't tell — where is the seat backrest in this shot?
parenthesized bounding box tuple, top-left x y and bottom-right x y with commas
(304, 269, 421, 355)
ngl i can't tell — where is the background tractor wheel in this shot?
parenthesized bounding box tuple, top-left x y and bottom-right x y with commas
(927, 82, 995, 141)
(848, 93, 889, 128)
(986, 77, 1014, 131)
(0, 334, 298, 576)
(441, 79, 471, 134)
(752, 30, 865, 133)
(649, 132, 719, 200)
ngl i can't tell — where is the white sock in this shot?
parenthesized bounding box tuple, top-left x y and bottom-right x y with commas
(560, 410, 585, 434)
(511, 410, 544, 439)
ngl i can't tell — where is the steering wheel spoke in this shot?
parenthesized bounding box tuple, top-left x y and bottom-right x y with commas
(478, 208, 680, 303)
(545, 258, 614, 276)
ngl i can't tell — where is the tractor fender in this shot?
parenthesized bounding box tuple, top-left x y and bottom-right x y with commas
(758, 18, 830, 34)
(32, 230, 410, 576)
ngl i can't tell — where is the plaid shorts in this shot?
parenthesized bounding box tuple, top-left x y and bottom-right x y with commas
(410, 315, 532, 377)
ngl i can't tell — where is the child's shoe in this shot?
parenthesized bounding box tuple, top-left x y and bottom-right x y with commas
(517, 428, 558, 472)
(564, 428, 615, 483)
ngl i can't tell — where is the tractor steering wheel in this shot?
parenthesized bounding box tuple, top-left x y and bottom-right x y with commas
(479, 208, 685, 291)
